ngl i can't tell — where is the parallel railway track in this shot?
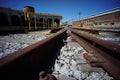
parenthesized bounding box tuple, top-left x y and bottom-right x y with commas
(0, 26, 63, 35)
(70, 29, 120, 80)
(0, 28, 120, 80)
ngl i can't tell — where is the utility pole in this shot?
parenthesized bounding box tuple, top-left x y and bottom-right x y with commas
(77, 12, 81, 20)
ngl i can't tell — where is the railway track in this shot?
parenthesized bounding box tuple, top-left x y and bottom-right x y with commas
(0, 29, 67, 80)
(70, 29, 120, 80)
(0, 28, 120, 80)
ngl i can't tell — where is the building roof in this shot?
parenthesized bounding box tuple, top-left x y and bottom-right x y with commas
(0, 6, 62, 17)
(81, 7, 120, 20)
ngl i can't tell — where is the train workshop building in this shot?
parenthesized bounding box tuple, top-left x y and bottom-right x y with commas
(0, 6, 62, 32)
(73, 7, 120, 29)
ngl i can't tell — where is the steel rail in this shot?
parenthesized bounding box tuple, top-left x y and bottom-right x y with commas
(70, 29, 120, 80)
(0, 29, 67, 80)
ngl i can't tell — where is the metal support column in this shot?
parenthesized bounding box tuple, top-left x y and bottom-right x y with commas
(52, 19, 54, 28)
(43, 18, 45, 29)
(34, 15, 37, 30)
(27, 13, 31, 30)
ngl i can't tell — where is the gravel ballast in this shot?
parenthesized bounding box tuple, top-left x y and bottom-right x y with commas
(52, 36, 113, 80)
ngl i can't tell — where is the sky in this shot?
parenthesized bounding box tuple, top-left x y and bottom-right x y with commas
(0, 0, 120, 22)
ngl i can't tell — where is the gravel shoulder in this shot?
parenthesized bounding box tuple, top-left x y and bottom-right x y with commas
(0, 31, 52, 58)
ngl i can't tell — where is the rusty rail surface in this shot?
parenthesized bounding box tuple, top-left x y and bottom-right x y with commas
(0, 29, 67, 80)
(70, 29, 120, 80)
